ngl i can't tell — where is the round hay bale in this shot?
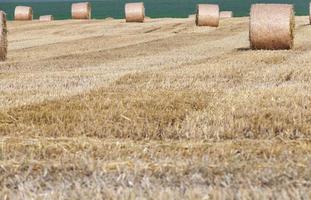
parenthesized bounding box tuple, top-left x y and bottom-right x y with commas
(249, 4, 295, 50)
(105, 17, 114, 21)
(39, 15, 54, 21)
(0, 11, 7, 61)
(71, 2, 91, 19)
(196, 4, 219, 27)
(220, 11, 233, 18)
(14, 6, 33, 21)
(125, 2, 145, 23)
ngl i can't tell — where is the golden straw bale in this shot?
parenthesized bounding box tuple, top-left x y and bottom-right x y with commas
(196, 4, 219, 27)
(105, 17, 114, 21)
(14, 6, 33, 21)
(0, 11, 7, 61)
(39, 15, 54, 21)
(249, 4, 295, 50)
(72, 2, 91, 19)
(220, 11, 233, 18)
(188, 14, 195, 19)
(125, 2, 145, 23)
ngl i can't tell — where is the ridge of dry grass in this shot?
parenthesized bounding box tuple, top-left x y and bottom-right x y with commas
(0, 87, 211, 139)
(2, 71, 311, 140)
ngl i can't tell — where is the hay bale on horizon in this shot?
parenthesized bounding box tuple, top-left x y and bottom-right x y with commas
(105, 17, 114, 20)
(39, 15, 54, 21)
(72, 2, 91, 19)
(125, 2, 145, 23)
(196, 4, 219, 27)
(250, 4, 295, 50)
(0, 11, 7, 61)
(15, 6, 33, 21)
(220, 11, 233, 18)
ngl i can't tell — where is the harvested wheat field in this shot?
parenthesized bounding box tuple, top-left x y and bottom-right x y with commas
(1, 16, 311, 199)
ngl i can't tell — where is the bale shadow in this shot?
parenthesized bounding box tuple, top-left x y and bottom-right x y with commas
(299, 24, 310, 27)
(236, 47, 295, 52)
(236, 47, 251, 51)
(296, 23, 310, 31)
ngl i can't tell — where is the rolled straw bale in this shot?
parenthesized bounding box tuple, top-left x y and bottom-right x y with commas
(220, 11, 233, 18)
(0, 11, 7, 61)
(39, 15, 54, 21)
(125, 2, 145, 22)
(14, 6, 33, 21)
(249, 4, 295, 50)
(188, 14, 195, 19)
(105, 17, 114, 21)
(196, 4, 219, 27)
(71, 2, 91, 19)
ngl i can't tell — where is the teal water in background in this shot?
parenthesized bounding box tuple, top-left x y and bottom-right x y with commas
(0, 0, 310, 20)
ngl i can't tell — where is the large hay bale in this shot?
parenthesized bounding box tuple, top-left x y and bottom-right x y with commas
(39, 15, 54, 21)
(250, 4, 295, 50)
(72, 2, 91, 19)
(220, 11, 233, 18)
(14, 6, 33, 21)
(0, 11, 7, 61)
(196, 4, 219, 27)
(125, 2, 145, 23)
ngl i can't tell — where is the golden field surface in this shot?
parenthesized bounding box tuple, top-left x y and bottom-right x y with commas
(1, 16, 311, 199)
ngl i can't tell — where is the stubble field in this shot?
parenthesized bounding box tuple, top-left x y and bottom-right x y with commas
(1, 16, 311, 199)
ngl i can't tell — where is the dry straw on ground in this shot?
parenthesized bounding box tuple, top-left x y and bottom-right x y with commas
(2, 16, 311, 199)
(249, 4, 295, 50)
(14, 6, 33, 21)
(196, 4, 220, 27)
(0, 11, 7, 61)
(125, 2, 145, 22)
(71, 2, 91, 19)
(220, 11, 233, 18)
(39, 15, 54, 21)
